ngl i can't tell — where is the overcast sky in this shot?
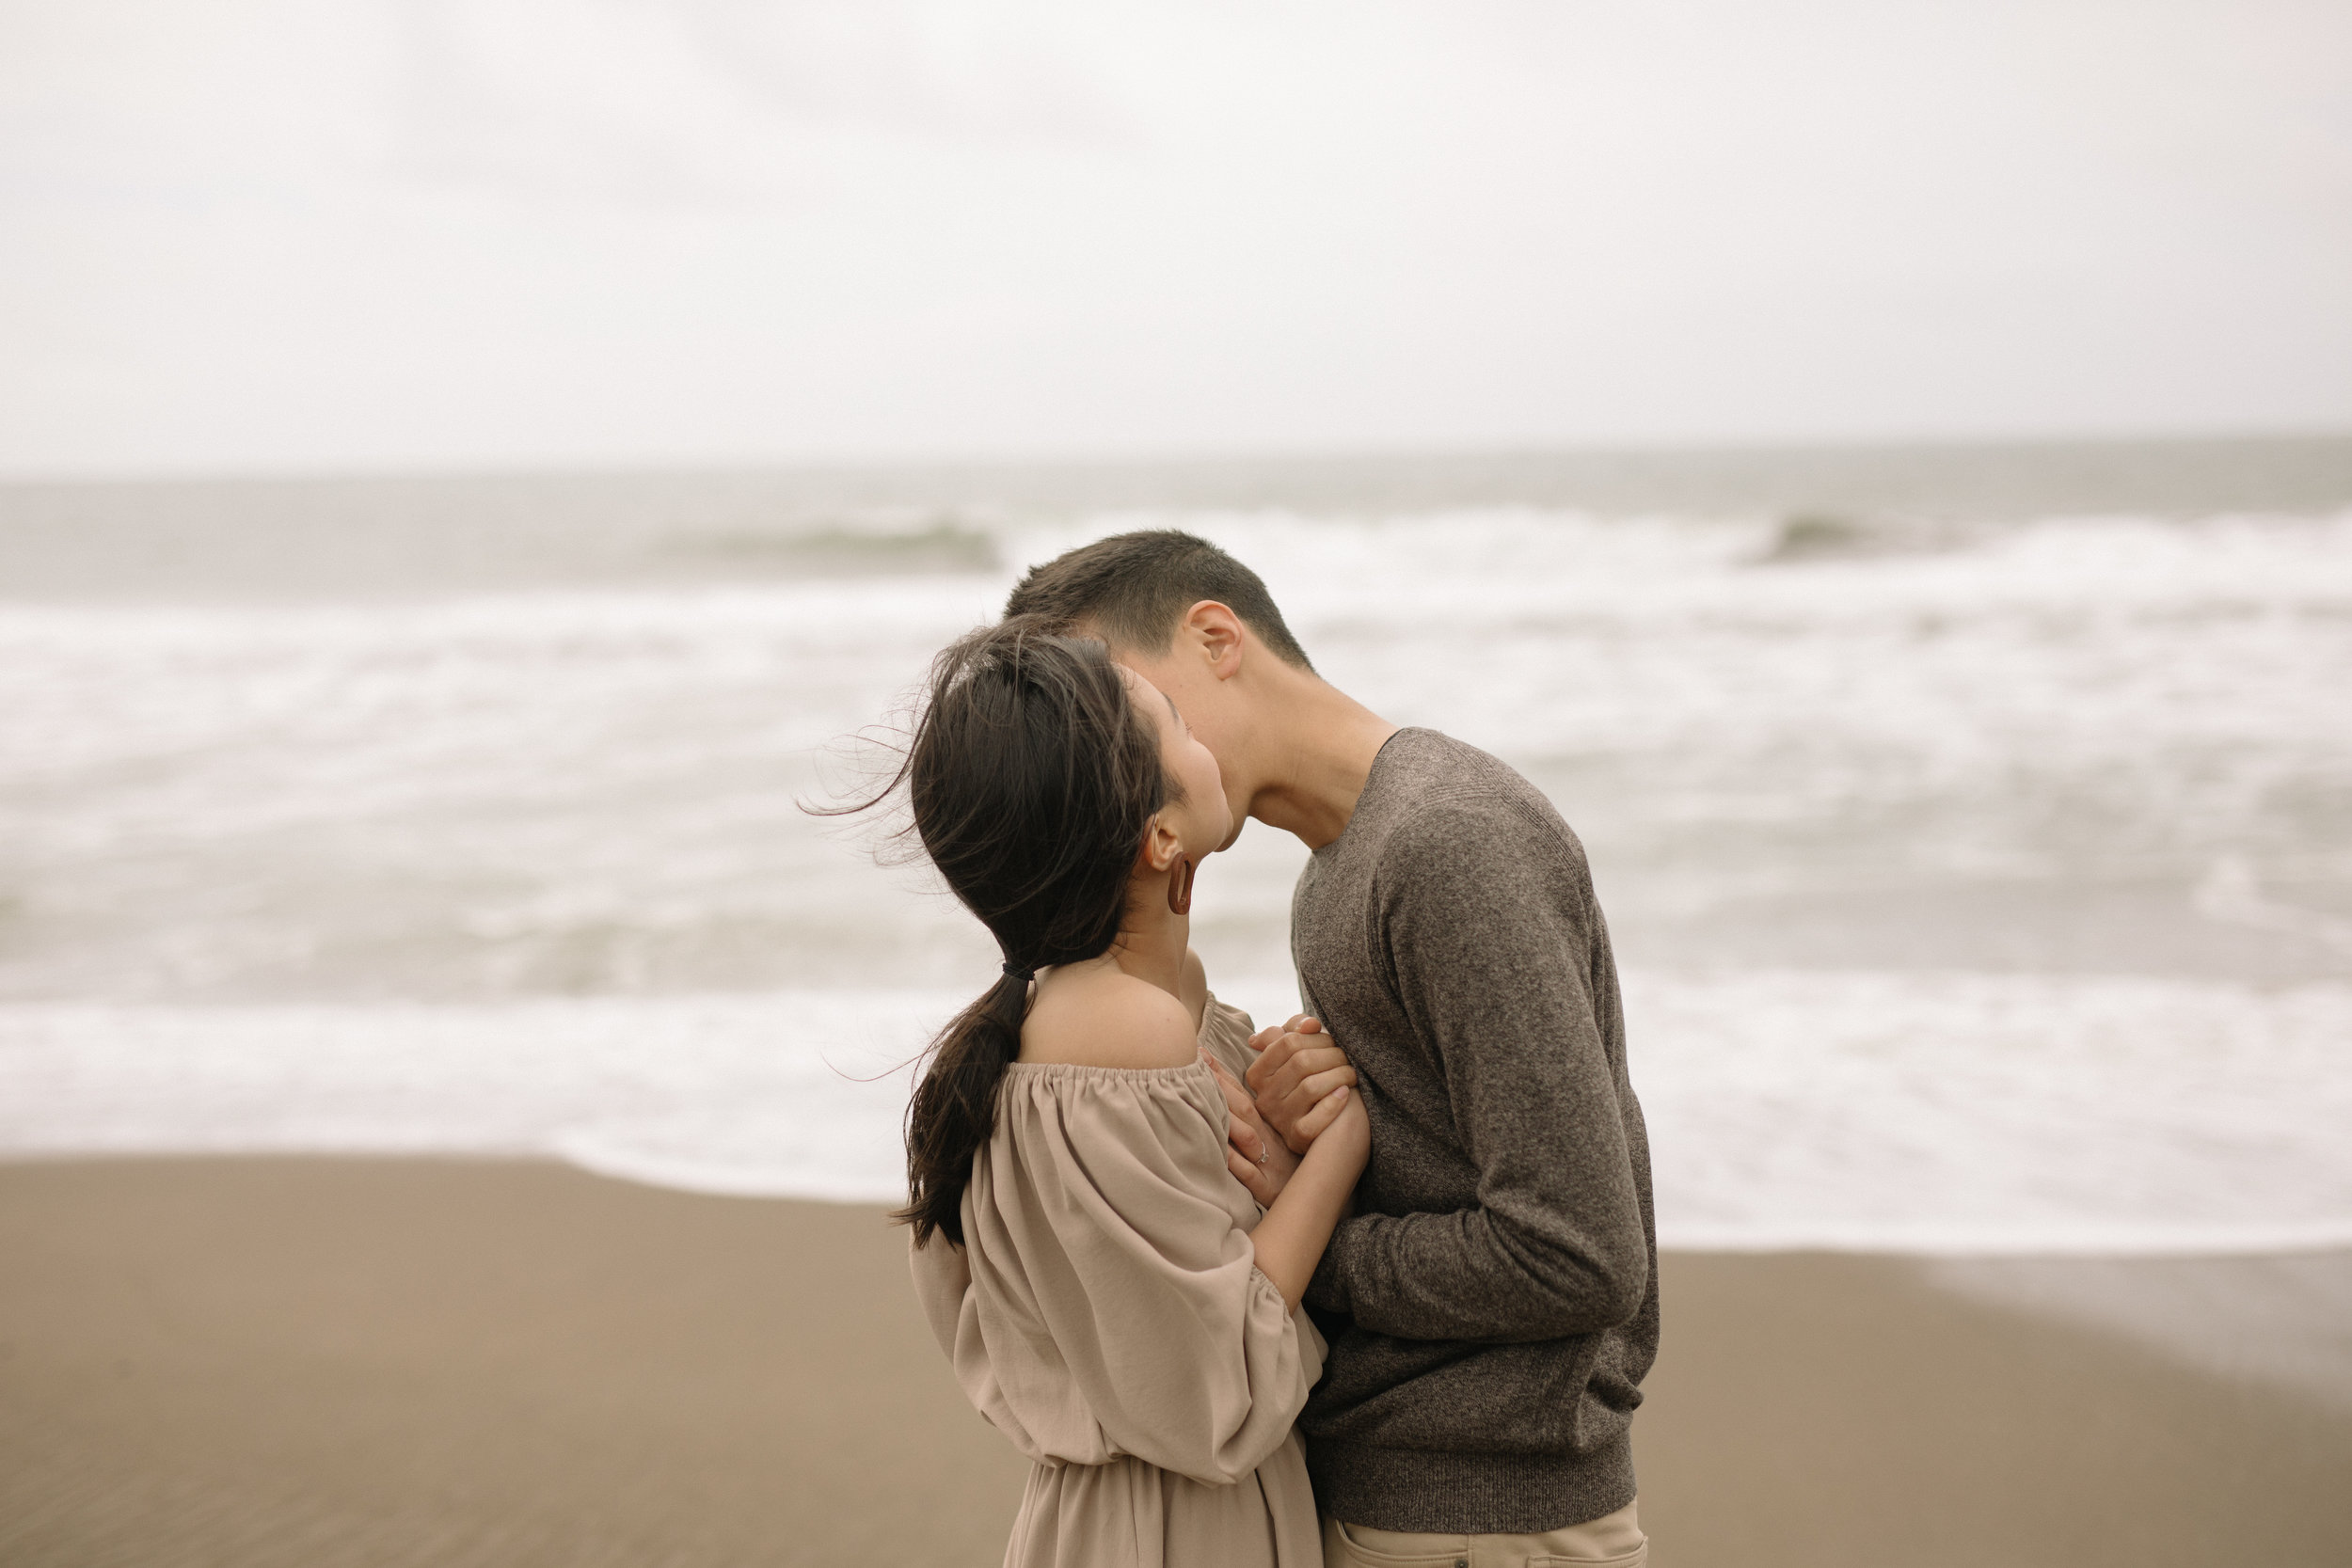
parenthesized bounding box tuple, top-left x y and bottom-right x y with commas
(4, 0, 2348, 477)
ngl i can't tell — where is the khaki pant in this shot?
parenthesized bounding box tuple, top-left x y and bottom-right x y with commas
(1322, 1499, 1645, 1568)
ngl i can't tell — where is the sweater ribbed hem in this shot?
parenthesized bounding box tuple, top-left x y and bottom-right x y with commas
(1307, 1438, 1637, 1536)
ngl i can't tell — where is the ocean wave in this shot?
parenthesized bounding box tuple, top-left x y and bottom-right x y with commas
(5, 508, 2347, 1003)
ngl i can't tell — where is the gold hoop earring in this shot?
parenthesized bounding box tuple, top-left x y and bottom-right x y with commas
(1167, 855, 1195, 915)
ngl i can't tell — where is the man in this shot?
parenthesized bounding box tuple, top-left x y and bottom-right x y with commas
(1004, 531, 1658, 1567)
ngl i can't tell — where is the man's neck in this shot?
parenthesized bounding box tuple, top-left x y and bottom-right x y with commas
(1247, 679, 1401, 851)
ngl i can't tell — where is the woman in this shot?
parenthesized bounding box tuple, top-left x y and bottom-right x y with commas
(866, 620, 1366, 1568)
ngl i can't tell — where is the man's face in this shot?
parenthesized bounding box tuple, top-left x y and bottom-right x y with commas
(1089, 626, 1255, 850)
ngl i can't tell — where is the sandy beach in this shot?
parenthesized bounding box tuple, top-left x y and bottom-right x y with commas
(2, 1158, 2345, 1567)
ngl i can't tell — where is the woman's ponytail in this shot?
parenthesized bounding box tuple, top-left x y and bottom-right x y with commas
(815, 621, 1173, 1248)
(898, 966, 1032, 1246)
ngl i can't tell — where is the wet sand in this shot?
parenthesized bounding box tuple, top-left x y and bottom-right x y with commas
(3, 1158, 2346, 1567)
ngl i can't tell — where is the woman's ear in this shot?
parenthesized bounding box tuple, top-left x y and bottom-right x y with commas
(1139, 813, 1184, 875)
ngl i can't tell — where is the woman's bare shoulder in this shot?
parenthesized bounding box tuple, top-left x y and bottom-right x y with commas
(1021, 967, 1199, 1069)
(1179, 947, 1210, 1016)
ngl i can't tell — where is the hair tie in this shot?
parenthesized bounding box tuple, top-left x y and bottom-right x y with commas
(1002, 960, 1036, 983)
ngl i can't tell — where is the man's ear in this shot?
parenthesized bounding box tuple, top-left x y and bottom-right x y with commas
(1180, 601, 1248, 681)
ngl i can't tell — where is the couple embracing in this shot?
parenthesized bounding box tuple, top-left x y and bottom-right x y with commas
(869, 532, 1657, 1568)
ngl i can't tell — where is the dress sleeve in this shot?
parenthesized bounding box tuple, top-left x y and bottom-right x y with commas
(936, 1065, 1322, 1485)
(1197, 993, 1260, 1083)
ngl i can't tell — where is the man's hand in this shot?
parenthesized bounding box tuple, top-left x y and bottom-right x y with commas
(1206, 1051, 1298, 1208)
(1247, 1016, 1360, 1154)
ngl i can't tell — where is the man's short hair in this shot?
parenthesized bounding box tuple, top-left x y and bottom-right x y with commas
(1002, 530, 1314, 672)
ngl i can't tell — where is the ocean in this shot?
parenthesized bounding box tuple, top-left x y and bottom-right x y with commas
(4, 439, 2349, 1254)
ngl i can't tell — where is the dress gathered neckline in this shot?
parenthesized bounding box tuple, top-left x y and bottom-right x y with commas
(1003, 1055, 1217, 1081)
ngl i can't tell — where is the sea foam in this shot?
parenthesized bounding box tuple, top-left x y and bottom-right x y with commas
(4, 969, 2346, 1255)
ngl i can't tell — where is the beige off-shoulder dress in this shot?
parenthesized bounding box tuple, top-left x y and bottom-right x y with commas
(910, 995, 1327, 1568)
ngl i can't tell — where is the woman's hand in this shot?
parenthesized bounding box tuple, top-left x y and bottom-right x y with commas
(1206, 1053, 1299, 1208)
(1246, 1016, 1359, 1154)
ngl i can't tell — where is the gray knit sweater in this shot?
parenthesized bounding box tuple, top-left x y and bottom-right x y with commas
(1293, 728, 1659, 1534)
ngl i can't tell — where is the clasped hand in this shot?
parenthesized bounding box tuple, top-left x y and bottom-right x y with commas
(1206, 1015, 1359, 1208)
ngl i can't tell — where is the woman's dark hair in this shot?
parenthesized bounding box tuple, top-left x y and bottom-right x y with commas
(832, 619, 1175, 1245)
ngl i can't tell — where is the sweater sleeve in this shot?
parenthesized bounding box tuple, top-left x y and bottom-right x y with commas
(1306, 794, 1649, 1342)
